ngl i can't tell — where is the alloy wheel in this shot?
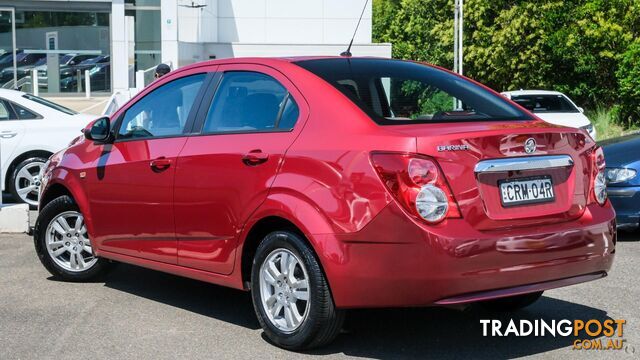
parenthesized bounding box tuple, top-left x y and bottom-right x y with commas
(259, 249, 310, 333)
(14, 161, 45, 206)
(45, 211, 98, 272)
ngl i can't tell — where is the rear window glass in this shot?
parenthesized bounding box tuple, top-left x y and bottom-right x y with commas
(22, 94, 77, 115)
(294, 58, 532, 124)
(509, 95, 579, 113)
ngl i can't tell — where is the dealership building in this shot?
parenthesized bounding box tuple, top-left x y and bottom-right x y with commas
(0, 0, 391, 95)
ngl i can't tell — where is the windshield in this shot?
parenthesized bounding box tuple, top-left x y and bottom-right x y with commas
(22, 94, 77, 115)
(294, 58, 532, 124)
(509, 94, 579, 113)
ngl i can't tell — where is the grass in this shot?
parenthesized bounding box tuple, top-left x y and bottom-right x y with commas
(587, 107, 639, 140)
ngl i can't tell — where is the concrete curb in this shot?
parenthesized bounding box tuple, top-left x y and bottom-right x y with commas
(0, 204, 30, 233)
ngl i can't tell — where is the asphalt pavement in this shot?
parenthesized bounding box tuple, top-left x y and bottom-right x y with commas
(0, 231, 638, 359)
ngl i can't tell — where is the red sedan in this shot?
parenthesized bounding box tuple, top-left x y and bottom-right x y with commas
(34, 57, 615, 350)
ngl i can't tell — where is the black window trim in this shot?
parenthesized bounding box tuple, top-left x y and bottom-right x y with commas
(0, 99, 18, 121)
(112, 72, 215, 143)
(191, 70, 299, 137)
(7, 100, 43, 120)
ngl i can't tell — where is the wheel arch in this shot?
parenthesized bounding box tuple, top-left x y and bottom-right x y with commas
(39, 173, 93, 235)
(238, 192, 339, 289)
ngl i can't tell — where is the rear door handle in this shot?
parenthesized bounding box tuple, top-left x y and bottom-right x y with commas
(0, 131, 17, 139)
(150, 157, 172, 172)
(242, 150, 269, 166)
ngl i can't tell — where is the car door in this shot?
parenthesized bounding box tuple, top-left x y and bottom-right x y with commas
(0, 99, 26, 187)
(174, 64, 307, 274)
(85, 71, 210, 264)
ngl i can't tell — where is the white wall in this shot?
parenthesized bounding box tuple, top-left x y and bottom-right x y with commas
(178, 0, 373, 45)
(192, 42, 391, 64)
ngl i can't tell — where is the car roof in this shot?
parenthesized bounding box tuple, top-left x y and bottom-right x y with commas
(173, 56, 388, 74)
(0, 88, 26, 101)
(501, 90, 565, 96)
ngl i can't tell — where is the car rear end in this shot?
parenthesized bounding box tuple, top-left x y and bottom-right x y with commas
(292, 58, 616, 308)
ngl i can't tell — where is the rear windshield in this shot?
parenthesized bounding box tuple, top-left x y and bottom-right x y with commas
(294, 58, 532, 124)
(22, 94, 77, 115)
(509, 94, 579, 113)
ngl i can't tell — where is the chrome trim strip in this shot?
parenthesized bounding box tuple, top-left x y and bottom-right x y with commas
(606, 187, 639, 198)
(474, 155, 574, 173)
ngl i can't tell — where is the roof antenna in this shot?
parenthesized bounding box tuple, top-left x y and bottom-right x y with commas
(340, 0, 370, 57)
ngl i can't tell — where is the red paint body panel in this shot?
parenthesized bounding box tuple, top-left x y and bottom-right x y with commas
(39, 56, 616, 309)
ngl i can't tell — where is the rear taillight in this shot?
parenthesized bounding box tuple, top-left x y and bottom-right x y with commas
(591, 146, 607, 206)
(371, 153, 461, 224)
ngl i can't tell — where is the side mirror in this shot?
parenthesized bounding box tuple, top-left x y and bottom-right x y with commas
(84, 117, 111, 143)
(578, 107, 585, 113)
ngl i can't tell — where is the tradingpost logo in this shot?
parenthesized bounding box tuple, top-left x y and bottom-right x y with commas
(480, 319, 632, 352)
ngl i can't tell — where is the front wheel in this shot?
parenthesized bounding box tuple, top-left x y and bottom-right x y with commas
(34, 195, 111, 281)
(251, 231, 344, 350)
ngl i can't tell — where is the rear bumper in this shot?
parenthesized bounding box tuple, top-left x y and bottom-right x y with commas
(319, 202, 616, 309)
(608, 186, 640, 229)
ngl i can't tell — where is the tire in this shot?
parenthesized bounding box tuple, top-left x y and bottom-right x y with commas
(9, 156, 48, 209)
(34, 195, 111, 281)
(479, 291, 544, 312)
(251, 231, 344, 350)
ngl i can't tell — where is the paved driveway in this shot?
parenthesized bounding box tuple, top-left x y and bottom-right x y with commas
(0, 232, 638, 359)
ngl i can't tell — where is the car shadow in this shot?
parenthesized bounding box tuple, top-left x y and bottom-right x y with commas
(311, 298, 611, 358)
(101, 263, 260, 330)
(98, 263, 612, 358)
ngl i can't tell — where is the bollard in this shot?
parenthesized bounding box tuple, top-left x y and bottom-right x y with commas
(77, 69, 82, 93)
(135, 70, 145, 92)
(84, 70, 91, 98)
(31, 68, 38, 96)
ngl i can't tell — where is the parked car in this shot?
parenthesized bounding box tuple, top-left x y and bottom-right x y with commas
(34, 57, 615, 350)
(0, 56, 47, 86)
(0, 52, 46, 86)
(60, 62, 111, 92)
(0, 89, 95, 207)
(0, 49, 24, 71)
(502, 90, 596, 139)
(600, 133, 640, 230)
(37, 54, 100, 87)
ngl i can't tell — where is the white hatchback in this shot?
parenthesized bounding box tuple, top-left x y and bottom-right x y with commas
(0, 89, 95, 207)
(501, 90, 596, 140)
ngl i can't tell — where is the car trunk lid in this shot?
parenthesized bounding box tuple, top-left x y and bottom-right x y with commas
(386, 121, 594, 230)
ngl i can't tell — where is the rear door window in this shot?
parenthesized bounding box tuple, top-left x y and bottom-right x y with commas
(201, 71, 299, 133)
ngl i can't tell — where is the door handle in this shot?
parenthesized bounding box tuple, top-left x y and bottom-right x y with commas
(242, 149, 269, 166)
(0, 131, 17, 139)
(150, 157, 172, 172)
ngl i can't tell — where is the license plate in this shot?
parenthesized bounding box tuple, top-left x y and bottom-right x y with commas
(499, 176, 555, 207)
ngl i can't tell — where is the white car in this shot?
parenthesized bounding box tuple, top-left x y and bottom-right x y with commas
(501, 90, 596, 139)
(0, 89, 95, 207)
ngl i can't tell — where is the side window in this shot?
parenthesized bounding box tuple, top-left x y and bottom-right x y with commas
(118, 74, 205, 139)
(0, 100, 16, 121)
(202, 71, 299, 133)
(12, 103, 38, 119)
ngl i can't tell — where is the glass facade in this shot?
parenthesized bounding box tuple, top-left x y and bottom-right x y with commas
(0, 9, 111, 94)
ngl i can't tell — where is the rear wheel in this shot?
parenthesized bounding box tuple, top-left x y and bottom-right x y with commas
(9, 157, 48, 208)
(34, 195, 110, 281)
(479, 291, 544, 312)
(251, 231, 344, 350)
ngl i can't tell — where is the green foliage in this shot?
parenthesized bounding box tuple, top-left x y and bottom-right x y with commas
(588, 106, 639, 140)
(373, 0, 640, 128)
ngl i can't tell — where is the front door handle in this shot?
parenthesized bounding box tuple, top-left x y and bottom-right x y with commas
(242, 149, 269, 166)
(150, 157, 172, 172)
